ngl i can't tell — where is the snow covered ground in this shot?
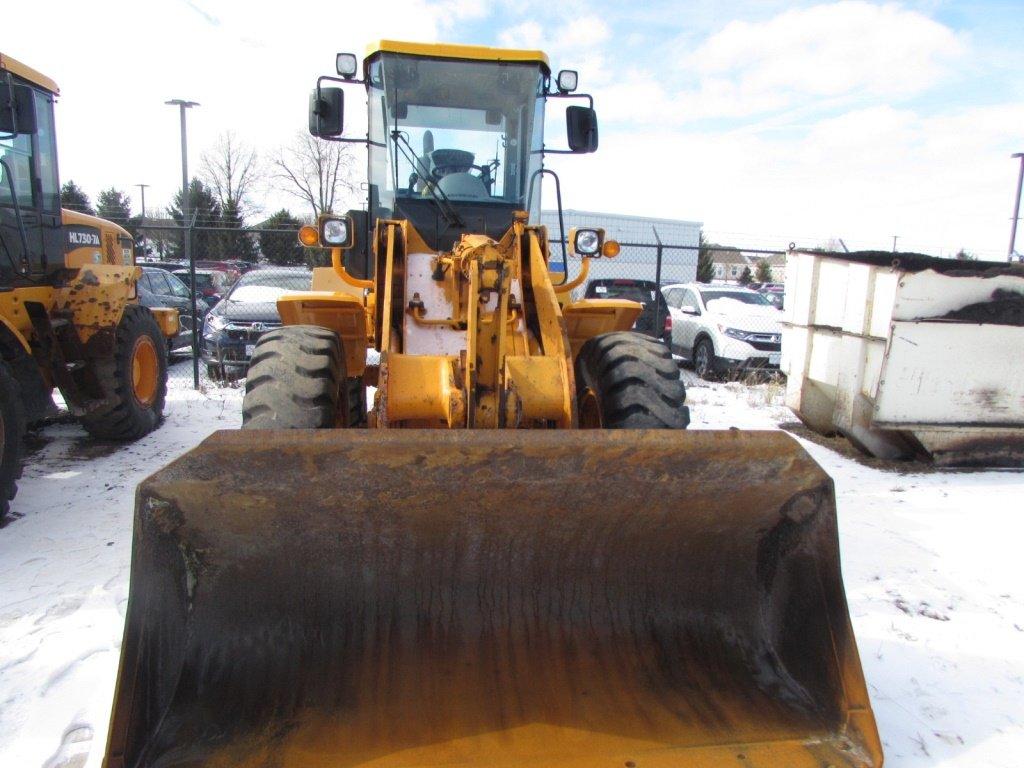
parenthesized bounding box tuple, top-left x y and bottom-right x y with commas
(0, 366, 1022, 767)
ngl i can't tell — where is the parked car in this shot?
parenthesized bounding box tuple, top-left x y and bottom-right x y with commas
(195, 260, 244, 282)
(173, 268, 235, 305)
(662, 283, 783, 379)
(201, 267, 313, 379)
(138, 260, 189, 273)
(584, 278, 671, 344)
(137, 267, 209, 355)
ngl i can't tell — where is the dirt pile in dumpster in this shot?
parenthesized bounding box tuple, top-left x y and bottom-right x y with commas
(940, 288, 1024, 326)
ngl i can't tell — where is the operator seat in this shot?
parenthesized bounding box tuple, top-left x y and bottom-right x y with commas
(437, 173, 489, 200)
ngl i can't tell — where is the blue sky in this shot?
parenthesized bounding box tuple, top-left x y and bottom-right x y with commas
(6, 0, 1023, 256)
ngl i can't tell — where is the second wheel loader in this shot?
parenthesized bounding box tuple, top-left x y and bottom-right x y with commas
(103, 42, 882, 768)
(1, 53, 178, 520)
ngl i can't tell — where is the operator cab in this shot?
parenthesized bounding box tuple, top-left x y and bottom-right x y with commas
(310, 41, 598, 253)
(0, 54, 62, 283)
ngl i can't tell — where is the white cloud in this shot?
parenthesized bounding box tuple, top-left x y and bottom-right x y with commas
(601, 1, 967, 126)
(693, 1, 964, 99)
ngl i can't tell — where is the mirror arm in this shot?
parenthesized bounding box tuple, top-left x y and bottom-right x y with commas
(312, 74, 371, 144)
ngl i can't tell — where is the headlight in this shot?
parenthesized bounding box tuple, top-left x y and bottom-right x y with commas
(722, 327, 752, 341)
(322, 218, 348, 245)
(319, 214, 354, 248)
(204, 313, 228, 336)
(573, 228, 601, 256)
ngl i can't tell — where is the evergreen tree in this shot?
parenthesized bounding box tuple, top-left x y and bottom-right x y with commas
(168, 179, 223, 259)
(696, 231, 715, 283)
(60, 180, 95, 216)
(738, 265, 753, 285)
(220, 199, 258, 260)
(754, 258, 774, 283)
(259, 210, 305, 265)
(97, 188, 133, 225)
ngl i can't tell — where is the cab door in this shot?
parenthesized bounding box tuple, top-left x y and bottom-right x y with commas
(0, 84, 60, 283)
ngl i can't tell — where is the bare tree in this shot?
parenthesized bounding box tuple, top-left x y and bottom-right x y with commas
(270, 133, 358, 220)
(201, 131, 261, 217)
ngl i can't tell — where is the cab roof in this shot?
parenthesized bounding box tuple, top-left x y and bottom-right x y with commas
(0, 52, 59, 95)
(366, 40, 549, 71)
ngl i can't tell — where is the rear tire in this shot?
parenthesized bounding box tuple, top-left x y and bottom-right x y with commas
(0, 361, 26, 522)
(79, 305, 168, 441)
(576, 331, 689, 429)
(243, 325, 363, 429)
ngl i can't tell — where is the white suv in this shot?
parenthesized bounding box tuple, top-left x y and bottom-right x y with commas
(662, 283, 783, 379)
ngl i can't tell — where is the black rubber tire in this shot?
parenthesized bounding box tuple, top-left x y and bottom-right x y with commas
(242, 325, 363, 429)
(79, 305, 168, 441)
(693, 337, 718, 381)
(575, 331, 689, 429)
(0, 360, 26, 522)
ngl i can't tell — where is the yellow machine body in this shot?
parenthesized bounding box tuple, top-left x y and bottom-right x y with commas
(0, 53, 176, 425)
(103, 40, 882, 768)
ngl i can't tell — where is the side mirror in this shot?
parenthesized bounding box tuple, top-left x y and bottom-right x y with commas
(0, 84, 38, 135)
(566, 106, 598, 153)
(308, 87, 344, 137)
(680, 305, 699, 315)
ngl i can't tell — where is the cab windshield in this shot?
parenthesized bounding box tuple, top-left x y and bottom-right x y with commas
(368, 53, 546, 214)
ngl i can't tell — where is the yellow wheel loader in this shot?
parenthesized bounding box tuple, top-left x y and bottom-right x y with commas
(0, 53, 178, 519)
(104, 42, 882, 768)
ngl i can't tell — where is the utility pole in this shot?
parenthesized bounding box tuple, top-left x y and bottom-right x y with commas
(135, 183, 149, 263)
(166, 99, 200, 388)
(1008, 153, 1024, 262)
(135, 183, 149, 219)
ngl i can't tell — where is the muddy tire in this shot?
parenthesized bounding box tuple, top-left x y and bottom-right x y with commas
(576, 331, 689, 429)
(243, 325, 363, 429)
(79, 305, 168, 441)
(0, 361, 26, 522)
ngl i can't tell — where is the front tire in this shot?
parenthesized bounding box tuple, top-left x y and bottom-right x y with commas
(693, 337, 718, 380)
(79, 305, 168, 441)
(0, 361, 26, 522)
(576, 331, 689, 429)
(242, 325, 363, 429)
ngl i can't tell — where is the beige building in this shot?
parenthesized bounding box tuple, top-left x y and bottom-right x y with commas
(711, 249, 786, 283)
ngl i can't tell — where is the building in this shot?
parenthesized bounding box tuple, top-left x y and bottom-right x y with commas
(711, 249, 786, 283)
(540, 210, 702, 288)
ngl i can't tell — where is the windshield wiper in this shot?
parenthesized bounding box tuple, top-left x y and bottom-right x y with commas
(390, 130, 465, 228)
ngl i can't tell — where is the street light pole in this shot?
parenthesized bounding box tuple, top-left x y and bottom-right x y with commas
(1008, 153, 1024, 262)
(166, 99, 200, 387)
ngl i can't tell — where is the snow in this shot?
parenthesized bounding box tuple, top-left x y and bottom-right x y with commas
(226, 284, 291, 304)
(1, 368, 1022, 767)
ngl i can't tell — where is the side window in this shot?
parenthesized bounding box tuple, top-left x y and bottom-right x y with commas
(33, 91, 59, 212)
(138, 272, 153, 292)
(664, 288, 679, 307)
(0, 132, 34, 208)
(167, 274, 190, 298)
(149, 271, 172, 295)
(682, 289, 700, 312)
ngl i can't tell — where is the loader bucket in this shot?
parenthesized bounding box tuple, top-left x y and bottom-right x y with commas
(104, 430, 882, 768)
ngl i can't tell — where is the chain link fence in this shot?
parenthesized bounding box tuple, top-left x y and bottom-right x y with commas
(141, 222, 790, 397)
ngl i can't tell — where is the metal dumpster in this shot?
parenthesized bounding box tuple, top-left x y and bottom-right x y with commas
(782, 249, 1024, 466)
